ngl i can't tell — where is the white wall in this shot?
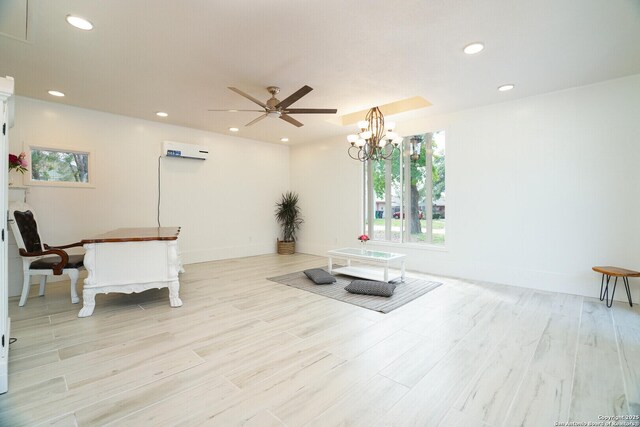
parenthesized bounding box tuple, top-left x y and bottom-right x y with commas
(291, 74, 640, 301)
(10, 97, 289, 265)
(290, 136, 363, 252)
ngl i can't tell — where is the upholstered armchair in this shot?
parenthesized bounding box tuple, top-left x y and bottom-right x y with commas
(8, 202, 85, 307)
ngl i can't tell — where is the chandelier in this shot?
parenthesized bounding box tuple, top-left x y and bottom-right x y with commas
(347, 107, 403, 162)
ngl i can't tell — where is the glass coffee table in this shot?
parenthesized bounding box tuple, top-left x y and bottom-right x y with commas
(327, 247, 406, 282)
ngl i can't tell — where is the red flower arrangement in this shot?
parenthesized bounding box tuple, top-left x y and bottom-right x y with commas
(9, 152, 28, 174)
(358, 234, 369, 242)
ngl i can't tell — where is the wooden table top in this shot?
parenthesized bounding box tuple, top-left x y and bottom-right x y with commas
(592, 266, 640, 277)
(82, 227, 180, 244)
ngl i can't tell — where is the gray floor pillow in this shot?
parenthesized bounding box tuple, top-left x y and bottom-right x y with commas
(345, 280, 396, 297)
(304, 268, 336, 285)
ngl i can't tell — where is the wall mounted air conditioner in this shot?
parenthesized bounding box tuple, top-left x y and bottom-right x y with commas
(162, 141, 209, 160)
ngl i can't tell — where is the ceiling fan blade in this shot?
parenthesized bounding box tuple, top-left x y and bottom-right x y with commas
(208, 109, 265, 112)
(245, 114, 267, 126)
(283, 108, 337, 114)
(276, 85, 313, 109)
(228, 87, 267, 108)
(280, 114, 304, 127)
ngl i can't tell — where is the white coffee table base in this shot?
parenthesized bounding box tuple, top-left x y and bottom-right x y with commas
(330, 265, 404, 282)
(328, 248, 406, 282)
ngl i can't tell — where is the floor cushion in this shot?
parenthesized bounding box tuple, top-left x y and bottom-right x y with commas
(304, 268, 336, 285)
(345, 280, 396, 297)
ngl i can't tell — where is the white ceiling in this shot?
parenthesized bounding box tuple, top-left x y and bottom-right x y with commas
(1, 0, 639, 145)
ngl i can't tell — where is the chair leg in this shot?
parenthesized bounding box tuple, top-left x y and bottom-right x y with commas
(19, 271, 31, 307)
(68, 269, 80, 304)
(39, 276, 47, 296)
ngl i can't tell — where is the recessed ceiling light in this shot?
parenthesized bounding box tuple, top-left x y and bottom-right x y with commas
(229, 127, 239, 132)
(280, 137, 289, 142)
(48, 90, 65, 97)
(156, 111, 168, 117)
(228, 109, 238, 113)
(66, 15, 94, 31)
(497, 84, 515, 92)
(463, 42, 484, 55)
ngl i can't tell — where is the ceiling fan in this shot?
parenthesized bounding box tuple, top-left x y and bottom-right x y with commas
(209, 85, 337, 127)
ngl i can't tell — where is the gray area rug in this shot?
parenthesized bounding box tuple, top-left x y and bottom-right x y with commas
(267, 269, 443, 313)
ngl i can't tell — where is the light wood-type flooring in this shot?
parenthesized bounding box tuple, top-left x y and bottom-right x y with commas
(1, 253, 639, 426)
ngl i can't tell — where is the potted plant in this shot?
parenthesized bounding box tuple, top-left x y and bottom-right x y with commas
(275, 191, 303, 254)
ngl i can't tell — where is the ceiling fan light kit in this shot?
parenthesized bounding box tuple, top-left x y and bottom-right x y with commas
(210, 85, 338, 128)
(347, 106, 403, 162)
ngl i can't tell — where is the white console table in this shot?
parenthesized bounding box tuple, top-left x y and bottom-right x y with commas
(327, 247, 406, 282)
(79, 227, 183, 317)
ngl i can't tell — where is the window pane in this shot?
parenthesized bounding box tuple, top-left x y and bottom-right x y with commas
(369, 152, 402, 243)
(362, 130, 445, 245)
(404, 135, 428, 243)
(30, 149, 90, 183)
(432, 131, 446, 245)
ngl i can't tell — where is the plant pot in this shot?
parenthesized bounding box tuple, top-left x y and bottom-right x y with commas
(277, 239, 295, 255)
